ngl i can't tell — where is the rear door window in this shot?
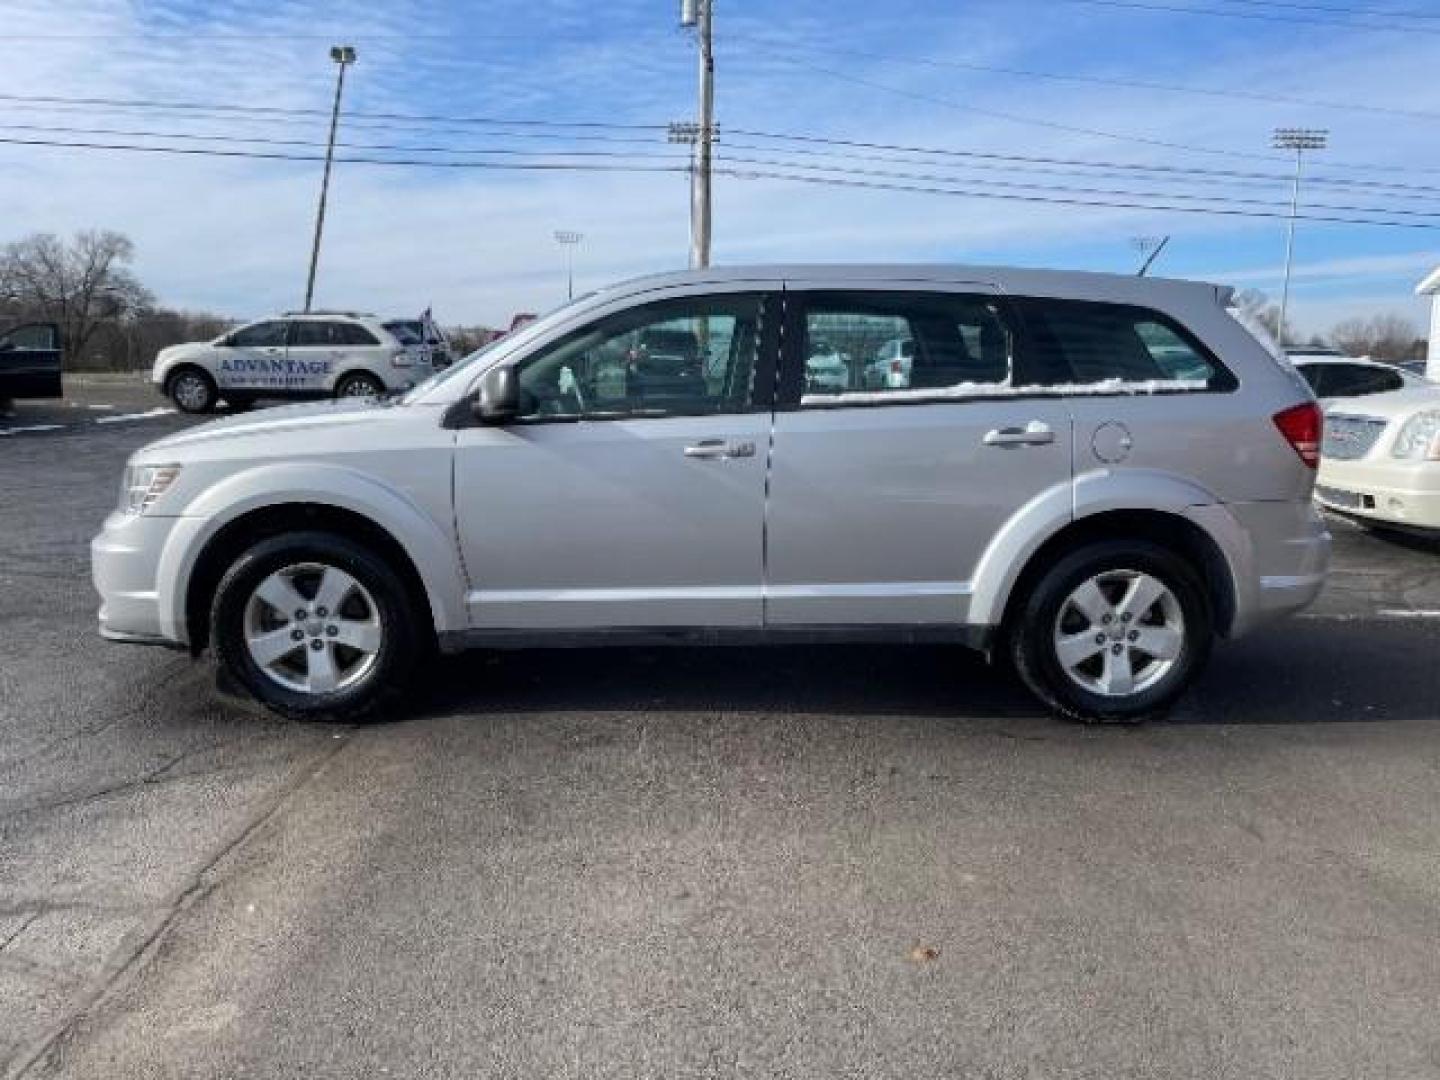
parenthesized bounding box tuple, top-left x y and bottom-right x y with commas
(795, 291, 1013, 403)
(1017, 298, 1234, 391)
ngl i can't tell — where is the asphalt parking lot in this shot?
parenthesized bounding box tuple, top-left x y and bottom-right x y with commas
(3, 382, 1439, 1079)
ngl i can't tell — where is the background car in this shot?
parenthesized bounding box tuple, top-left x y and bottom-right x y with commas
(1316, 383, 1440, 534)
(862, 336, 915, 389)
(383, 312, 453, 370)
(0, 321, 62, 411)
(152, 311, 433, 413)
(1291, 355, 1425, 403)
(804, 338, 850, 392)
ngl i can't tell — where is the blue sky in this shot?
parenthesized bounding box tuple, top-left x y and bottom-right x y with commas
(3, 0, 1439, 336)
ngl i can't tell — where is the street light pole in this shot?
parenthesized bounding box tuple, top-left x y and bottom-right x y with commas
(303, 45, 356, 313)
(554, 230, 583, 300)
(1272, 128, 1327, 347)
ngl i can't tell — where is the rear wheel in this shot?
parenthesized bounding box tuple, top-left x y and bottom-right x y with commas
(210, 531, 422, 720)
(1009, 540, 1212, 724)
(167, 367, 217, 413)
(335, 372, 385, 400)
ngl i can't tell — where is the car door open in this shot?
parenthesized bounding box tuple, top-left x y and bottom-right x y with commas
(453, 289, 778, 631)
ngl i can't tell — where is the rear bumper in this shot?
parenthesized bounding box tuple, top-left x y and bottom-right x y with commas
(1190, 499, 1331, 637)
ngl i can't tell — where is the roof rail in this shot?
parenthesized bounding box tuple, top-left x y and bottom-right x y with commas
(279, 309, 374, 318)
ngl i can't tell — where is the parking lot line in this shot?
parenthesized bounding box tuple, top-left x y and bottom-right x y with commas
(93, 407, 174, 425)
(0, 424, 65, 436)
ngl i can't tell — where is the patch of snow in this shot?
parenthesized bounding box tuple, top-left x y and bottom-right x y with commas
(801, 377, 1211, 406)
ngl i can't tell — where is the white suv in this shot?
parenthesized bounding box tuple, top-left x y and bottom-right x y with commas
(96, 265, 1331, 723)
(152, 311, 432, 413)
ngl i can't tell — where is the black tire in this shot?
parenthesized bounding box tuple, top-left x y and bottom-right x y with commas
(167, 366, 218, 414)
(210, 530, 422, 721)
(334, 372, 385, 400)
(1008, 539, 1213, 724)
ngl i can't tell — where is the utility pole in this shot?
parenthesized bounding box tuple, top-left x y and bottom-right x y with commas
(679, 0, 714, 268)
(1272, 128, 1327, 347)
(303, 45, 356, 313)
(554, 230, 583, 300)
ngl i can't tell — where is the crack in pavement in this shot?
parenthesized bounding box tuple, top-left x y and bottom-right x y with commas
(4, 732, 353, 1080)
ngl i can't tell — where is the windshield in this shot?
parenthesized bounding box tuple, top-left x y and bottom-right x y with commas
(400, 292, 597, 402)
(384, 320, 425, 345)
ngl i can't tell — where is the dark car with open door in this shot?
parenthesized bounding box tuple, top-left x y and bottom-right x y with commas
(0, 322, 62, 413)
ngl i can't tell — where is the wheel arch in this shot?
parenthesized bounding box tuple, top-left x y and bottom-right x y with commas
(970, 470, 1243, 639)
(158, 465, 465, 652)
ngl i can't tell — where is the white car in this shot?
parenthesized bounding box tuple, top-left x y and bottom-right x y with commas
(1291, 355, 1425, 404)
(152, 311, 433, 414)
(804, 338, 850, 392)
(1317, 384, 1440, 533)
(862, 337, 916, 389)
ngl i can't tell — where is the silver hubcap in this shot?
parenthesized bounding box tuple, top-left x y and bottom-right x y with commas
(243, 562, 382, 694)
(341, 378, 379, 399)
(1052, 569, 1184, 698)
(173, 375, 209, 410)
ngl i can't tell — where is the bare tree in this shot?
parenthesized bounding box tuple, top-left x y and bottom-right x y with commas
(0, 230, 154, 366)
(1328, 313, 1423, 362)
(1229, 288, 1290, 347)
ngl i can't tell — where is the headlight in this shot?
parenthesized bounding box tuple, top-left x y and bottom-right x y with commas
(1391, 411, 1440, 461)
(119, 464, 182, 514)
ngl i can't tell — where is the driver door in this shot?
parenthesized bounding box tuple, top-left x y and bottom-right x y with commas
(453, 289, 778, 631)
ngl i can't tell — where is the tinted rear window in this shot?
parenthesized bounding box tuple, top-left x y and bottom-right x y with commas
(1016, 298, 1235, 391)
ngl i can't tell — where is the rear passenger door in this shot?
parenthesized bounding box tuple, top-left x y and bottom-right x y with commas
(765, 286, 1073, 627)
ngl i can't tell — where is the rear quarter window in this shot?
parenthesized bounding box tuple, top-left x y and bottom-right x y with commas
(1015, 298, 1236, 393)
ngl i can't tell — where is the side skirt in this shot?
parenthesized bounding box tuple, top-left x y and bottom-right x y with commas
(438, 623, 997, 654)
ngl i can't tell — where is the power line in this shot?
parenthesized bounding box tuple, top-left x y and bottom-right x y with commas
(3, 130, 1435, 229)
(714, 152, 1440, 221)
(724, 34, 1440, 123)
(1061, 0, 1440, 34)
(0, 121, 692, 162)
(0, 134, 690, 174)
(734, 49, 1292, 163)
(0, 92, 668, 132)
(1199, 0, 1440, 20)
(713, 165, 1440, 230)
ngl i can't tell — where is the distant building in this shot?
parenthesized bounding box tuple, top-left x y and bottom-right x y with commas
(1416, 266, 1440, 379)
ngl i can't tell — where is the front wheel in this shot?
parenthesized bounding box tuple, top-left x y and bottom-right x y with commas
(1008, 540, 1212, 724)
(167, 367, 218, 414)
(210, 531, 422, 720)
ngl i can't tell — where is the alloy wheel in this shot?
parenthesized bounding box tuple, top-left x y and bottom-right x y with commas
(242, 562, 383, 694)
(1052, 569, 1185, 698)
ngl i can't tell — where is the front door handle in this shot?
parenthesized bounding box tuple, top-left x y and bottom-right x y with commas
(684, 439, 756, 460)
(983, 421, 1055, 447)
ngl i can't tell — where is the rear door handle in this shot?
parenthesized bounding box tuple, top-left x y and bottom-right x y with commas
(983, 421, 1055, 447)
(684, 439, 756, 460)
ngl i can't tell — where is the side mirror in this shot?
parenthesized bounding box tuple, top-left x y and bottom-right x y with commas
(474, 365, 521, 424)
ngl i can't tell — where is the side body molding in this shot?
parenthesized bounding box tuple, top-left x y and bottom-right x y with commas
(153, 462, 467, 644)
(965, 467, 1242, 629)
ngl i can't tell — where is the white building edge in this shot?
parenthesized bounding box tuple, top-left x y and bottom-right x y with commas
(1416, 266, 1440, 380)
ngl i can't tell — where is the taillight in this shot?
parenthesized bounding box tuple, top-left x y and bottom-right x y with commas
(1273, 401, 1322, 468)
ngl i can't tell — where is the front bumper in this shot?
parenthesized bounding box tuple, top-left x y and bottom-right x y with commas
(91, 510, 186, 647)
(1315, 456, 1440, 532)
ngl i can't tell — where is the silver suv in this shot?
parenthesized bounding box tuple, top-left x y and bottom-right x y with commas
(93, 265, 1330, 723)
